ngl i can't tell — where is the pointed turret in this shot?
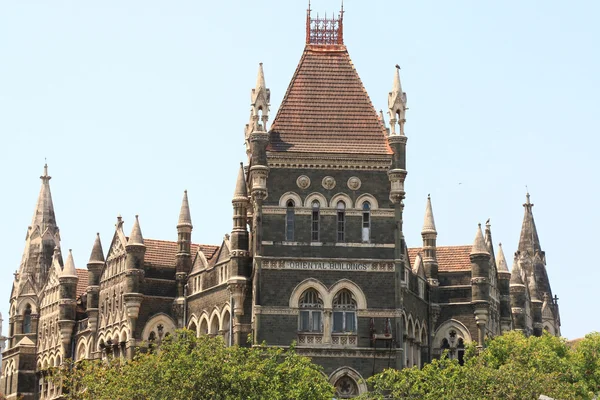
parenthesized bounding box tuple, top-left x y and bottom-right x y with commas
(229, 162, 251, 345)
(58, 249, 78, 358)
(496, 243, 513, 333)
(470, 224, 491, 346)
(61, 249, 77, 278)
(471, 224, 489, 256)
(88, 233, 105, 263)
(86, 233, 104, 333)
(421, 195, 437, 235)
(177, 190, 193, 229)
(484, 219, 496, 262)
(233, 163, 248, 200)
(128, 215, 144, 246)
(518, 192, 541, 254)
(176, 191, 194, 313)
(388, 65, 408, 136)
(496, 243, 509, 273)
(510, 254, 527, 332)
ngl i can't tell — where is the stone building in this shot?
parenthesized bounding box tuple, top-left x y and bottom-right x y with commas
(0, 313, 6, 366)
(1, 6, 561, 399)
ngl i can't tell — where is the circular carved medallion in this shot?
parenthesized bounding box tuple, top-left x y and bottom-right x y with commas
(322, 176, 336, 190)
(347, 176, 362, 191)
(296, 175, 311, 190)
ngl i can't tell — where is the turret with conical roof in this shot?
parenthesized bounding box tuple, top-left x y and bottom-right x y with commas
(496, 243, 512, 333)
(470, 224, 490, 347)
(86, 233, 104, 333)
(58, 249, 78, 358)
(510, 254, 527, 332)
(421, 195, 438, 280)
(176, 191, 193, 297)
(124, 216, 146, 337)
(518, 193, 541, 255)
(229, 163, 251, 345)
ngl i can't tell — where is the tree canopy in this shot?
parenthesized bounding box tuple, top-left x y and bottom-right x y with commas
(361, 331, 600, 400)
(52, 330, 334, 400)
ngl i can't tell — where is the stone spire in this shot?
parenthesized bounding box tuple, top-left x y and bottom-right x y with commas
(88, 233, 105, 263)
(255, 62, 266, 91)
(470, 224, 489, 256)
(61, 249, 78, 278)
(421, 194, 437, 235)
(388, 65, 408, 135)
(233, 163, 248, 200)
(177, 190, 193, 229)
(250, 62, 271, 132)
(518, 192, 541, 254)
(496, 243, 509, 273)
(128, 215, 144, 246)
(31, 163, 57, 233)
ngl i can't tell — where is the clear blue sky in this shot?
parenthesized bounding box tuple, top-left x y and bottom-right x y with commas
(1, 1, 598, 340)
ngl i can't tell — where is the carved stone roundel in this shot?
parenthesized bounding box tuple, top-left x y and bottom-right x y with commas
(322, 176, 336, 190)
(347, 176, 361, 191)
(296, 175, 311, 190)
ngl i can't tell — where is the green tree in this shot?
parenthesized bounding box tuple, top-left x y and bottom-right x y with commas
(363, 331, 600, 400)
(51, 330, 334, 400)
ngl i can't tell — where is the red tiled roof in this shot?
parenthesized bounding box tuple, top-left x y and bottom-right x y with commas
(76, 269, 88, 298)
(268, 46, 392, 155)
(408, 245, 473, 272)
(144, 238, 219, 268)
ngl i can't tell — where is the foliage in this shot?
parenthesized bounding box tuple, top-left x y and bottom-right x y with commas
(362, 331, 600, 400)
(50, 330, 334, 400)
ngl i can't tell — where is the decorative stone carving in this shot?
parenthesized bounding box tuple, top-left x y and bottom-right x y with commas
(296, 175, 311, 189)
(322, 176, 336, 190)
(347, 176, 361, 191)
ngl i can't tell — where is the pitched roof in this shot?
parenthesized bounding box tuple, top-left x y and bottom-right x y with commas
(408, 245, 473, 272)
(144, 239, 219, 268)
(268, 46, 392, 155)
(76, 269, 88, 298)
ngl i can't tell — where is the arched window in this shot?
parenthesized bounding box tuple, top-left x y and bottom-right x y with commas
(332, 290, 357, 333)
(23, 304, 32, 334)
(311, 201, 320, 242)
(337, 201, 345, 242)
(286, 200, 295, 241)
(457, 338, 465, 366)
(298, 289, 323, 332)
(148, 331, 157, 353)
(440, 338, 450, 356)
(362, 202, 371, 242)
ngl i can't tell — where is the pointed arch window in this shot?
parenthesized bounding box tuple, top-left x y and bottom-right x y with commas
(332, 290, 357, 333)
(311, 201, 320, 242)
(298, 289, 323, 332)
(337, 201, 346, 242)
(23, 304, 32, 334)
(362, 202, 371, 242)
(286, 200, 295, 241)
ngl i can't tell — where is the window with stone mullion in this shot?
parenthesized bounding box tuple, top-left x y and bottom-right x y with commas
(332, 290, 357, 333)
(299, 289, 323, 332)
